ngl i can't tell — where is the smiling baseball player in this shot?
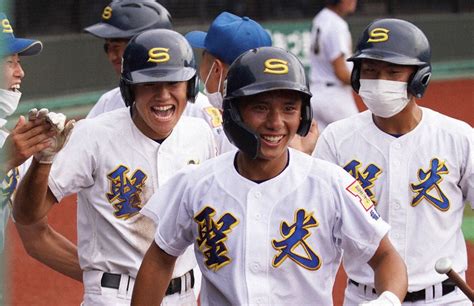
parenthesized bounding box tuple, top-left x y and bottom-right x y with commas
(314, 18, 473, 305)
(131, 46, 408, 306)
(13, 29, 216, 305)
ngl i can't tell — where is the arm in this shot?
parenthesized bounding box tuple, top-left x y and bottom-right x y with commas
(368, 234, 407, 303)
(131, 242, 177, 305)
(332, 54, 351, 85)
(0, 115, 54, 176)
(15, 215, 82, 281)
(12, 158, 57, 225)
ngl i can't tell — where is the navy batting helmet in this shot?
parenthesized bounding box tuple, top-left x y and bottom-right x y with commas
(223, 46, 313, 159)
(348, 18, 432, 98)
(120, 29, 199, 106)
(83, 0, 172, 39)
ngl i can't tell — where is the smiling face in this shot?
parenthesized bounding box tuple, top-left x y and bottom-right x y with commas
(238, 90, 302, 162)
(131, 81, 188, 140)
(3, 54, 25, 91)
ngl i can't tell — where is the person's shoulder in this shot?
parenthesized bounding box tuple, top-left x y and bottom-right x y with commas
(82, 107, 131, 130)
(323, 110, 372, 138)
(97, 87, 122, 102)
(422, 107, 472, 136)
(177, 115, 213, 132)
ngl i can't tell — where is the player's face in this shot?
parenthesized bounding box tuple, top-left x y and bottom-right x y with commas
(239, 90, 302, 161)
(360, 59, 415, 82)
(132, 81, 188, 140)
(104, 39, 129, 76)
(2, 54, 24, 91)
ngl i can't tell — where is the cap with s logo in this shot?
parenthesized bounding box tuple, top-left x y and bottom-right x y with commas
(0, 12, 42, 57)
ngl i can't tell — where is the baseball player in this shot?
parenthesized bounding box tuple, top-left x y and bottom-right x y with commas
(84, 0, 224, 150)
(309, 0, 359, 132)
(13, 29, 216, 305)
(0, 12, 53, 252)
(314, 18, 473, 305)
(131, 46, 408, 306)
(186, 11, 319, 154)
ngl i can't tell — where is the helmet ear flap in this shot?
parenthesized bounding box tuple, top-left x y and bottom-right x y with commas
(297, 97, 313, 136)
(120, 77, 134, 107)
(350, 63, 361, 93)
(408, 65, 432, 98)
(187, 75, 200, 103)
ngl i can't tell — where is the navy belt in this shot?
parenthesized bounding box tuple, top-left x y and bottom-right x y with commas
(101, 269, 194, 296)
(349, 278, 456, 302)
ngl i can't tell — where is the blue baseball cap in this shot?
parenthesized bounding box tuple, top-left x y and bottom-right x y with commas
(0, 13, 42, 56)
(185, 12, 272, 65)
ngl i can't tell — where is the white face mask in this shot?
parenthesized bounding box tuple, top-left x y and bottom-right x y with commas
(0, 89, 21, 119)
(203, 61, 223, 110)
(359, 79, 410, 118)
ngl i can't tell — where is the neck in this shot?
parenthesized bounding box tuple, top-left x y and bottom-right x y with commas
(236, 150, 289, 182)
(372, 100, 422, 135)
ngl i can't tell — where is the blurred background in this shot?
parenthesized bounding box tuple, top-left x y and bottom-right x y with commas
(3, 0, 473, 123)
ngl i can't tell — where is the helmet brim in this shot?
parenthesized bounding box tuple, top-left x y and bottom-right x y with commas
(84, 23, 134, 39)
(127, 67, 196, 84)
(348, 50, 428, 66)
(226, 80, 312, 99)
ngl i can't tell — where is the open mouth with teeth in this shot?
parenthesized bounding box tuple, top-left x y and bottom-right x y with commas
(261, 134, 285, 145)
(10, 84, 20, 92)
(151, 105, 175, 120)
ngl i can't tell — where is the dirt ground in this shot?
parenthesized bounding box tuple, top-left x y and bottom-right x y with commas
(5, 78, 474, 305)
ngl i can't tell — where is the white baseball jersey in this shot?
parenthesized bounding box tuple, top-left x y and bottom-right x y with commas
(142, 148, 390, 305)
(309, 7, 358, 131)
(48, 107, 217, 278)
(87, 88, 233, 154)
(314, 108, 474, 291)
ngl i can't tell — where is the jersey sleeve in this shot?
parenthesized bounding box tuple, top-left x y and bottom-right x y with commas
(313, 129, 338, 162)
(141, 168, 196, 257)
(332, 168, 390, 264)
(48, 120, 97, 202)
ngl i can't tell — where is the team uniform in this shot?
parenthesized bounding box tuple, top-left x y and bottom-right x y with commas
(314, 108, 473, 305)
(309, 7, 358, 131)
(87, 89, 233, 154)
(142, 148, 390, 305)
(48, 107, 216, 304)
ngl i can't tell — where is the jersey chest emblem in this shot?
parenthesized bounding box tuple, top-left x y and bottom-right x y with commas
(344, 160, 382, 205)
(411, 158, 450, 211)
(1, 167, 19, 208)
(106, 165, 148, 219)
(194, 206, 239, 271)
(272, 209, 322, 271)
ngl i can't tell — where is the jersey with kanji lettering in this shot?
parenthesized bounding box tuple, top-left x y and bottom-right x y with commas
(314, 107, 474, 291)
(141, 148, 390, 305)
(48, 107, 217, 278)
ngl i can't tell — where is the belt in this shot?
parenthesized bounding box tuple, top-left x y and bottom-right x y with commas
(349, 278, 456, 302)
(101, 269, 194, 296)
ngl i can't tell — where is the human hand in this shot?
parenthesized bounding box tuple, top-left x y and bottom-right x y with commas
(30, 109, 75, 164)
(1, 109, 56, 172)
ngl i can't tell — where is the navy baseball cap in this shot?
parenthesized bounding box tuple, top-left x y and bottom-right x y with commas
(185, 12, 272, 65)
(0, 13, 43, 57)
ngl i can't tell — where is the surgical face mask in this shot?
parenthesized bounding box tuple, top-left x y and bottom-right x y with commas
(359, 79, 410, 118)
(0, 89, 21, 119)
(203, 61, 223, 110)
